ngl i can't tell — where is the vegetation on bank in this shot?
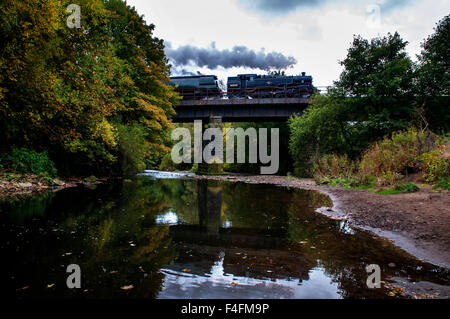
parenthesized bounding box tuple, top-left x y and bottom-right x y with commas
(289, 16, 450, 191)
(314, 129, 449, 190)
(0, 0, 179, 177)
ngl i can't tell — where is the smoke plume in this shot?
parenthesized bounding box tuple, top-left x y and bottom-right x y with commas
(165, 42, 297, 71)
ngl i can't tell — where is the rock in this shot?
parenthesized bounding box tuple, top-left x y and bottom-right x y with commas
(53, 178, 65, 186)
(17, 182, 32, 188)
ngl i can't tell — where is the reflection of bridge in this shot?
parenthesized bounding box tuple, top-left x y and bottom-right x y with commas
(166, 180, 314, 281)
(172, 97, 309, 122)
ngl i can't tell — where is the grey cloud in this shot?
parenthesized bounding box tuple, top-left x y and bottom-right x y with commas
(239, 0, 415, 14)
(245, 0, 324, 13)
(165, 42, 297, 71)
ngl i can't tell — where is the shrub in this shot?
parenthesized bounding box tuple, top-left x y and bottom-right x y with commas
(0, 147, 57, 177)
(359, 128, 432, 186)
(419, 145, 450, 183)
(434, 177, 450, 190)
(313, 154, 357, 180)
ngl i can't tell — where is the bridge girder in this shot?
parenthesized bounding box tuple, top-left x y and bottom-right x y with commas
(172, 97, 309, 123)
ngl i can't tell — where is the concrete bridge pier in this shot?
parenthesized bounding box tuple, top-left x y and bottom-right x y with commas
(197, 115, 224, 175)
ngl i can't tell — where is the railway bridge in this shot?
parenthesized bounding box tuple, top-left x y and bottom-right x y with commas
(170, 88, 312, 175)
(172, 97, 310, 123)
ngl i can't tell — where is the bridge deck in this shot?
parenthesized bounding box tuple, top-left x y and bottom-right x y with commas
(172, 97, 309, 122)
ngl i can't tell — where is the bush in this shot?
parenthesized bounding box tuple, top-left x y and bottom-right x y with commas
(419, 145, 450, 183)
(359, 128, 433, 186)
(312, 129, 448, 189)
(313, 154, 357, 180)
(0, 147, 57, 177)
(434, 177, 450, 190)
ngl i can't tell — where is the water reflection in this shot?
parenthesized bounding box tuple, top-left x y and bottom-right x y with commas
(0, 176, 448, 299)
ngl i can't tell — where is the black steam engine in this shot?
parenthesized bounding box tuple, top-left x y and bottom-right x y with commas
(227, 72, 314, 98)
(169, 72, 314, 100)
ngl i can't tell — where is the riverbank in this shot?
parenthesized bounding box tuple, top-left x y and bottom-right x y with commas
(191, 174, 450, 270)
(0, 171, 107, 198)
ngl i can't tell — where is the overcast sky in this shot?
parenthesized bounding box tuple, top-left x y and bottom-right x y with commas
(126, 0, 449, 87)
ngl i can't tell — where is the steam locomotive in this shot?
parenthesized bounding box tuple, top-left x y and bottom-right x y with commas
(169, 72, 314, 100)
(169, 75, 221, 100)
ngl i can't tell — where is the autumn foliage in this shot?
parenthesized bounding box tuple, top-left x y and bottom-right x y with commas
(0, 0, 179, 174)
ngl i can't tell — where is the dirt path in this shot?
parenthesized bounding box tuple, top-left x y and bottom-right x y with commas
(192, 174, 450, 269)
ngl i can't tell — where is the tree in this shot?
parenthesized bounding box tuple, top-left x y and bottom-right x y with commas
(336, 32, 415, 133)
(415, 15, 450, 132)
(0, 0, 179, 174)
(104, 0, 179, 170)
(289, 90, 353, 176)
(289, 32, 417, 176)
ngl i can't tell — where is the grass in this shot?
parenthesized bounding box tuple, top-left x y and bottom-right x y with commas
(376, 182, 419, 195)
(317, 177, 375, 191)
(433, 177, 450, 190)
(317, 177, 421, 195)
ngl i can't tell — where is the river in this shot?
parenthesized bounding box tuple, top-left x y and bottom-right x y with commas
(1, 171, 448, 299)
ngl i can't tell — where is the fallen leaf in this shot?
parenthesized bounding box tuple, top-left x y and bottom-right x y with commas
(231, 282, 237, 286)
(120, 285, 134, 291)
(182, 268, 190, 272)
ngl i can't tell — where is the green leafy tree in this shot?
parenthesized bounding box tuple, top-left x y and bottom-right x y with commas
(415, 15, 450, 132)
(289, 32, 417, 176)
(336, 32, 415, 134)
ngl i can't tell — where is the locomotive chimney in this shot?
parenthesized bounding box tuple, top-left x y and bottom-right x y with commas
(301, 72, 306, 76)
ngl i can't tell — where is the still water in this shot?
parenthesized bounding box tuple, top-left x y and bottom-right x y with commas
(1, 171, 449, 299)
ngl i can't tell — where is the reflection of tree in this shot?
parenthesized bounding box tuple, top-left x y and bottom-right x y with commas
(3, 179, 178, 299)
(0, 191, 56, 223)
